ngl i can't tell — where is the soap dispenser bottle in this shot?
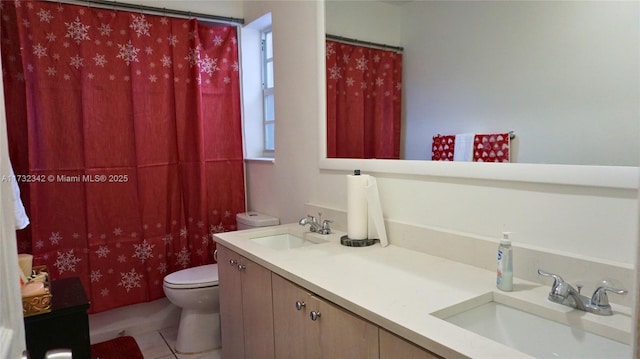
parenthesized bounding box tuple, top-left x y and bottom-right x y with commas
(496, 232, 513, 291)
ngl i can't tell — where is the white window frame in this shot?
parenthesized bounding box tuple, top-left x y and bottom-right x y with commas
(261, 28, 274, 155)
(240, 13, 274, 161)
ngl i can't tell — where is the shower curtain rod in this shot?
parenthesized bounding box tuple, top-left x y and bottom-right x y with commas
(326, 34, 403, 52)
(45, 0, 244, 25)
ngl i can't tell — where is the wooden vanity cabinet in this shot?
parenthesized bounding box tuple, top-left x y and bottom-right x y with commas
(217, 245, 275, 359)
(272, 273, 319, 358)
(380, 328, 443, 359)
(272, 274, 378, 359)
(218, 245, 441, 359)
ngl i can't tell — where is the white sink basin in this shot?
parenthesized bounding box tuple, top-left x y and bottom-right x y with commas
(249, 233, 324, 250)
(432, 292, 631, 358)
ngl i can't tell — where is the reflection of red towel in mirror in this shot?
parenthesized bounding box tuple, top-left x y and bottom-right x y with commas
(431, 135, 456, 161)
(473, 133, 511, 162)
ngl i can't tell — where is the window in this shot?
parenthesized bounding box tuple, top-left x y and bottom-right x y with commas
(262, 29, 275, 153)
(240, 12, 273, 160)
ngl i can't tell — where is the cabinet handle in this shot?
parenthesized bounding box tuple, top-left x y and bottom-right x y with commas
(295, 301, 306, 311)
(310, 311, 321, 321)
(213, 249, 218, 261)
(229, 259, 238, 266)
(237, 264, 246, 272)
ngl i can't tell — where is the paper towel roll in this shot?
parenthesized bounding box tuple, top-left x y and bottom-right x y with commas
(365, 177, 389, 247)
(18, 253, 33, 278)
(347, 173, 369, 239)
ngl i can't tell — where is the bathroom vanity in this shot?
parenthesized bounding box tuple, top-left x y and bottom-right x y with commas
(217, 246, 275, 359)
(217, 244, 438, 359)
(214, 223, 631, 358)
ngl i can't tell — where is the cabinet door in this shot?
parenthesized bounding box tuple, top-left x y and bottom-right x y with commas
(379, 328, 442, 359)
(273, 274, 379, 359)
(240, 256, 275, 359)
(217, 245, 244, 359)
(313, 295, 379, 359)
(272, 274, 320, 359)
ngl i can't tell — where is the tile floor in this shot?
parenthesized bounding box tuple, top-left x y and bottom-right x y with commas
(130, 326, 222, 359)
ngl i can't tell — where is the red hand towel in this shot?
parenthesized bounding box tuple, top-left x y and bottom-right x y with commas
(473, 133, 510, 162)
(431, 135, 455, 161)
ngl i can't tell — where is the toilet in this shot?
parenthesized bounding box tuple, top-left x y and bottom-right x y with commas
(162, 212, 279, 354)
(236, 211, 280, 230)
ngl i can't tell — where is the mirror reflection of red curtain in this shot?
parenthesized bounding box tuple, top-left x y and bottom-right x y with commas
(1, 1, 244, 313)
(326, 40, 402, 159)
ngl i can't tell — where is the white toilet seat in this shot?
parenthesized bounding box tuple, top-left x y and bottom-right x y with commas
(163, 263, 219, 289)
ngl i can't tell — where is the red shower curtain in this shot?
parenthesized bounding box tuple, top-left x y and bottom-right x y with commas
(1, 1, 244, 312)
(325, 40, 402, 159)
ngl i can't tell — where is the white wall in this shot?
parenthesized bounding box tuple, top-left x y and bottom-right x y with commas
(402, 1, 639, 165)
(124, 0, 242, 20)
(242, 0, 637, 270)
(325, 0, 402, 45)
(242, 1, 324, 223)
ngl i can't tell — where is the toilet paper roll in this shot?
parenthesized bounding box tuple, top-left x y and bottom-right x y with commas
(347, 174, 369, 240)
(18, 254, 33, 278)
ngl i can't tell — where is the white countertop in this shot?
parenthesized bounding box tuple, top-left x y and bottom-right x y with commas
(213, 223, 632, 359)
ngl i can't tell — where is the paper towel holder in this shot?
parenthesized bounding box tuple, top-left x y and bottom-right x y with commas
(340, 235, 376, 247)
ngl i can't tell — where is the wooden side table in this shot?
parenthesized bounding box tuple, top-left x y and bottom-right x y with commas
(24, 277, 91, 359)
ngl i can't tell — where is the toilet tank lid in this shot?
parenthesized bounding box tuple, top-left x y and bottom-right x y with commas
(164, 264, 218, 288)
(236, 212, 280, 227)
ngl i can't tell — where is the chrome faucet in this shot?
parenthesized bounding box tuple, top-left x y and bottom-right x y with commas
(537, 269, 627, 316)
(299, 213, 332, 235)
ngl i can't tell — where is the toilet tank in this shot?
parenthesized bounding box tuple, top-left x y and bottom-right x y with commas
(236, 212, 279, 230)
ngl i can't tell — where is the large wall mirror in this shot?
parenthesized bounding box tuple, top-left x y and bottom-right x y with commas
(323, 0, 639, 167)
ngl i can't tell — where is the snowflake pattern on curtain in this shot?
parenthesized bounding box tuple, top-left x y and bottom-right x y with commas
(325, 40, 403, 159)
(2, 0, 245, 313)
(4, 4, 239, 86)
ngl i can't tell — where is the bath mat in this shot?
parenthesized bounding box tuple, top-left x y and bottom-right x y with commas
(91, 335, 144, 359)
